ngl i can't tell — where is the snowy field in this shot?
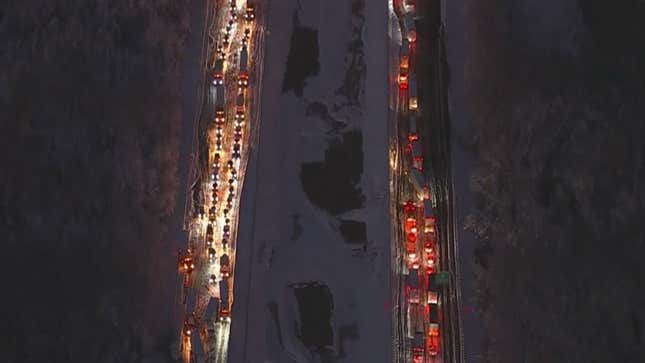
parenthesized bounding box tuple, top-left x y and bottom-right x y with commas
(228, 0, 392, 362)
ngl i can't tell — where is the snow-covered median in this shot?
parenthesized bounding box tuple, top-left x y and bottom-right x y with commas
(229, 0, 391, 362)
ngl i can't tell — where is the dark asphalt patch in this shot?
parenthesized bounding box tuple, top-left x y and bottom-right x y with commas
(338, 219, 367, 245)
(282, 12, 320, 97)
(300, 129, 365, 215)
(292, 282, 334, 349)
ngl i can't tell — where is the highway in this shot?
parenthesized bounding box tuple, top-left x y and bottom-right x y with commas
(176, 0, 460, 362)
(177, 1, 266, 362)
(388, 0, 463, 362)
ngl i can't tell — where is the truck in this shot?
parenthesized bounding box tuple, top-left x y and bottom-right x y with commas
(244, 2, 255, 21)
(411, 331, 424, 363)
(220, 254, 230, 278)
(427, 273, 439, 294)
(423, 198, 435, 234)
(238, 46, 249, 88)
(404, 14, 417, 44)
(428, 302, 439, 325)
(208, 206, 216, 223)
(407, 114, 418, 142)
(212, 58, 224, 85)
(410, 168, 427, 200)
(235, 92, 245, 123)
(406, 267, 420, 304)
(208, 248, 216, 263)
(206, 224, 214, 240)
(410, 139, 423, 171)
(219, 278, 230, 321)
(408, 74, 418, 111)
(215, 84, 225, 124)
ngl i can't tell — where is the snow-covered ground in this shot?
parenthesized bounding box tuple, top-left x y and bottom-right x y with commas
(228, 0, 393, 362)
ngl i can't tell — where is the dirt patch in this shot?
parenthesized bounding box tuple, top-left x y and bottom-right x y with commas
(338, 219, 367, 245)
(282, 12, 320, 97)
(291, 282, 334, 350)
(300, 129, 365, 215)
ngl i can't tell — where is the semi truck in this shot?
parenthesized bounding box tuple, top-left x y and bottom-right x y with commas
(245, 2, 255, 21)
(408, 114, 419, 142)
(220, 254, 230, 278)
(206, 224, 214, 241)
(410, 139, 423, 171)
(215, 84, 225, 124)
(212, 58, 224, 85)
(410, 168, 427, 200)
(411, 331, 424, 363)
(219, 278, 230, 321)
(235, 92, 245, 123)
(208, 206, 216, 223)
(238, 46, 249, 88)
(423, 198, 435, 234)
(408, 74, 418, 111)
(403, 14, 417, 44)
(406, 267, 420, 304)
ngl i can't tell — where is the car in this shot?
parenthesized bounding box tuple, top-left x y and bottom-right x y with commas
(209, 206, 217, 222)
(245, 4, 255, 21)
(212, 58, 224, 85)
(183, 321, 193, 337)
(181, 256, 195, 274)
(403, 199, 417, 214)
(208, 248, 216, 263)
(220, 254, 231, 277)
(215, 110, 225, 124)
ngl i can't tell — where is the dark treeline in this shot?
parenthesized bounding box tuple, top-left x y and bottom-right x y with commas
(463, 0, 645, 362)
(0, 1, 189, 361)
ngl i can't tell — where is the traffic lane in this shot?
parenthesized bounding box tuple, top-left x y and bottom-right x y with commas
(387, 28, 407, 363)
